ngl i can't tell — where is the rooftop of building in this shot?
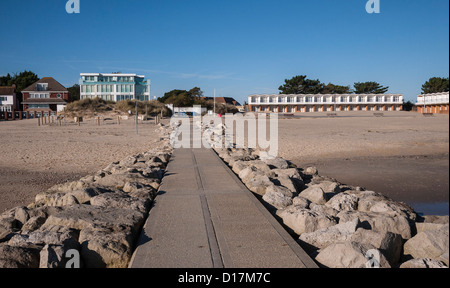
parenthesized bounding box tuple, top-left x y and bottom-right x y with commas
(80, 73, 146, 78)
(0, 85, 16, 95)
(22, 77, 68, 92)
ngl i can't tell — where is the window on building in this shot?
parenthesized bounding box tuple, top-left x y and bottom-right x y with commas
(36, 83, 48, 91)
(28, 104, 50, 109)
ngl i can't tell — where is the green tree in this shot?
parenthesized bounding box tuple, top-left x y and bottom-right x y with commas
(403, 100, 415, 111)
(279, 75, 323, 94)
(159, 87, 205, 107)
(1, 71, 40, 108)
(158, 89, 188, 103)
(11, 71, 40, 92)
(321, 83, 352, 94)
(421, 77, 449, 94)
(354, 81, 389, 94)
(67, 84, 80, 102)
(0, 73, 13, 86)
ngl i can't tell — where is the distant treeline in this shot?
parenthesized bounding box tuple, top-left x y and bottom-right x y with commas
(278, 75, 449, 95)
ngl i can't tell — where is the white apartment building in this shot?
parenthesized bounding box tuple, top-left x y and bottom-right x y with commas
(248, 94, 404, 113)
(0, 85, 17, 112)
(415, 92, 449, 114)
(80, 73, 150, 102)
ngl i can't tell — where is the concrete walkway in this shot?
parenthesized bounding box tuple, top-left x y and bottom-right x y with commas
(129, 148, 317, 268)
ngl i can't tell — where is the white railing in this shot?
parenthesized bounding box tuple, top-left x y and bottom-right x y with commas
(416, 93, 449, 105)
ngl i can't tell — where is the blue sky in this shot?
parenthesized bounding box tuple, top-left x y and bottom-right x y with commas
(0, 0, 448, 104)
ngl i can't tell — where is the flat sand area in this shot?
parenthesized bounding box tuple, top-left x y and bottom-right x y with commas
(0, 118, 166, 213)
(275, 111, 449, 215)
(1, 111, 449, 215)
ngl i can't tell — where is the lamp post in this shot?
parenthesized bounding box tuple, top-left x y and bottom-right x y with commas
(135, 99, 138, 135)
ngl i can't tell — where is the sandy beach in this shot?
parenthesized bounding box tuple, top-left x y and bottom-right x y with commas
(275, 111, 449, 215)
(1, 111, 449, 215)
(0, 117, 166, 213)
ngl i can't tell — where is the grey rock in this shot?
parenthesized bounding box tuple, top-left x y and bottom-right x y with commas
(276, 206, 337, 236)
(292, 197, 310, 209)
(303, 166, 318, 176)
(276, 175, 301, 194)
(337, 211, 413, 240)
(263, 158, 289, 169)
(309, 203, 339, 218)
(245, 175, 273, 196)
(79, 226, 134, 268)
(90, 191, 151, 214)
(14, 207, 30, 226)
(42, 205, 146, 233)
(0, 244, 40, 268)
(299, 218, 361, 249)
(315, 241, 391, 268)
(39, 244, 79, 268)
(119, 156, 137, 167)
(326, 192, 359, 212)
(400, 258, 448, 268)
(403, 224, 449, 262)
(0, 216, 19, 241)
(262, 185, 293, 209)
(351, 228, 403, 265)
(315, 181, 341, 194)
(232, 160, 250, 174)
(21, 216, 47, 233)
(9, 225, 79, 252)
(299, 185, 328, 205)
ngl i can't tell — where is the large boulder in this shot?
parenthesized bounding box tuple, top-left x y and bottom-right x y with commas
(299, 218, 361, 250)
(337, 211, 413, 240)
(356, 191, 416, 221)
(0, 215, 19, 242)
(8, 225, 78, 250)
(244, 175, 273, 196)
(276, 206, 337, 236)
(350, 228, 403, 265)
(35, 188, 104, 207)
(292, 197, 310, 209)
(79, 226, 134, 268)
(400, 258, 448, 268)
(239, 166, 264, 184)
(299, 186, 328, 205)
(232, 160, 250, 174)
(90, 191, 151, 215)
(272, 168, 304, 192)
(403, 224, 449, 264)
(263, 157, 289, 169)
(95, 172, 161, 189)
(262, 185, 293, 209)
(315, 242, 391, 268)
(325, 192, 359, 212)
(0, 244, 40, 268)
(42, 205, 146, 234)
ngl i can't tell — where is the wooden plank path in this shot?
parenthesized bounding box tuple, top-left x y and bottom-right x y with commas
(129, 148, 317, 268)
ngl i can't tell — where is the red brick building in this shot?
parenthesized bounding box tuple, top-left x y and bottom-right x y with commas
(21, 77, 69, 114)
